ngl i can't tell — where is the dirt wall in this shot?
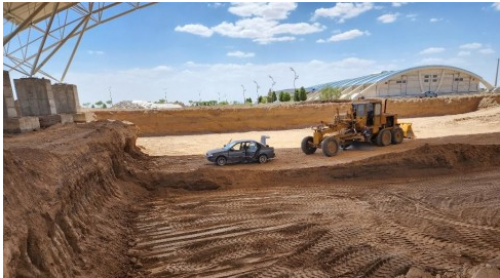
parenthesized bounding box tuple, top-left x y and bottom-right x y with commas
(3, 122, 147, 278)
(94, 94, 500, 136)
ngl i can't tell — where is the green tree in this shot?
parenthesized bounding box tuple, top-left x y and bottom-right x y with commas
(258, 96, 267, 104)
(82, 102, 91, 108)
(283, 92, 291, 102)
(320, 86, 342, 101)
(245, 98, 252, 104)
(106, 100, 112, 105)
(278, 92, 284, 102)
(293, 89, 300, 101)
(95, 100, 104, 108)
(102, 104, 107, 108)
(299, 86, 307, 101)
(155, 99, 166, 104)
(272, 91, 277, 102)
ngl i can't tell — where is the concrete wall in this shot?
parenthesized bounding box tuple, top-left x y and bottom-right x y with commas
(3, 71, 18, 118)
(52, 83, 81, 114)
(15, 78, 57, 117)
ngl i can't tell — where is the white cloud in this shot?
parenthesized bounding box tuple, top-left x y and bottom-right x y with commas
(152, 65, 172, 71)
(227, 51, 255, 58)
(320, 29, 370, 43)
(212, 18, 324, 45)
(430, 18, 442, 23)
(492, 3, 500, 11)
(392, 2, 408, 7)
(406, 14, 417, 21)
(175, 3, 324, 44)
(312, 3, 374, 23)
(459, 43, 482, 50)
(88, 50, 104, 55)
(479, 48, 495, 54)
(458, 51, 471, 57)
(419, 47, 446, 55)
(378, 13, 399, 23)
(207, 3, 224, 9)
(228, 2, 297, 20)
(175, 24, 214, 37)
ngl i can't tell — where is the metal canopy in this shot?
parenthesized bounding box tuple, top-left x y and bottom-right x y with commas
(3, 2, 156, 82)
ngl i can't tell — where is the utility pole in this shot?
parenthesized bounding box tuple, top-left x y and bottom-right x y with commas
(269, 75, 276, 91)
(241, 84, 246, 103)
(253, 80, 260, 104)
(290, 67, 299, 91)
(495, 58, 499, 88)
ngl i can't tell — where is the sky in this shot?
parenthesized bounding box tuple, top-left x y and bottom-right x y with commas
(5, 2, 500, 104)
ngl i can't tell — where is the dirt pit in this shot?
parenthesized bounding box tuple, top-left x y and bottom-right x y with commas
(4, 103, 500, 278)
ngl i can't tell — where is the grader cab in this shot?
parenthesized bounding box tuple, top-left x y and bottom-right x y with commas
(301, 99, 414, 157)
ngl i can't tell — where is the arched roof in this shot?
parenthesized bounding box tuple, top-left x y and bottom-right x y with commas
(308, 65, 494, 92)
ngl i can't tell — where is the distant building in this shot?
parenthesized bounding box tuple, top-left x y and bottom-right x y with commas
(307, 65, 494, 100)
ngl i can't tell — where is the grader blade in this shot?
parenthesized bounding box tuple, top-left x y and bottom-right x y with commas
(399, 123, 415, 139)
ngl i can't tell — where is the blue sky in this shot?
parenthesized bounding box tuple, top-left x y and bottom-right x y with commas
(9, 2, 500, 104)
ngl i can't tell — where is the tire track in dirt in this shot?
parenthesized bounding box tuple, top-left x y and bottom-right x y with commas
(127, 169, 500, 278)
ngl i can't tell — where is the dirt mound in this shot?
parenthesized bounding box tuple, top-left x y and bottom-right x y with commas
(3, 121, 149, 278)
(477, 95, 500, 109)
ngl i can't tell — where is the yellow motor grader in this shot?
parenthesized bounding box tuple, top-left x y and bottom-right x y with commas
(301, 99, 414, 157)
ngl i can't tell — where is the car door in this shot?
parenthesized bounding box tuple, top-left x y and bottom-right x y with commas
(245, 141, 259, 160)
(228, 143, 245, 162)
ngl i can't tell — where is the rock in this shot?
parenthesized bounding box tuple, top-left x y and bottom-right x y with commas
(126, 249, 138, 256)
(128, 240, 137, 247)
(133, 261, 143, 269)
(129, 257, 137, 264)
(471, 266, 500, 278)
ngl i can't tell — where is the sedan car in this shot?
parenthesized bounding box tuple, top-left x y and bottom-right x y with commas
(206, 139, 275, 166)
(422, 91, 438, 98)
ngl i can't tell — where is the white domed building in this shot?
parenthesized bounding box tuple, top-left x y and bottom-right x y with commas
(307, 65, 494, 100)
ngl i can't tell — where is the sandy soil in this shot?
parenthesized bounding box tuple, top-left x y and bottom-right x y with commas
(4, 101, 500, 278)
(137, 106, 500, 156)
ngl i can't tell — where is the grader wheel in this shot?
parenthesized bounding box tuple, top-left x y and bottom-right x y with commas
(301, 136, 317, 154)
(376, 129, 392, 147)
(321, 137, 340, 157)
(391, 128, 404, 144)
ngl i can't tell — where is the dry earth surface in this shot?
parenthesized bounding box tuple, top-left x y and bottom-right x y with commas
(3, 97, 500, 278)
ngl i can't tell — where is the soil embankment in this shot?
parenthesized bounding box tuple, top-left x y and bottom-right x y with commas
(4, 119, 500, 278)
(94, 94, 500, 136)
(3, 121, 148, 278)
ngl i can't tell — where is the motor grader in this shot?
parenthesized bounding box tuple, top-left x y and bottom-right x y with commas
(301, 99, 414, 157)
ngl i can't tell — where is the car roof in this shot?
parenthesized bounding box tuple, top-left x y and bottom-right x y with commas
(230, 139, 260, 144)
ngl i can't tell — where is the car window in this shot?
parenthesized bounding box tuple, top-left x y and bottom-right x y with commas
(230, 143, 242, 151)
(248, 142, 258, 151)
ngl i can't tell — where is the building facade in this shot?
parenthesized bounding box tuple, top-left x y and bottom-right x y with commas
(307, 65, 494, 100)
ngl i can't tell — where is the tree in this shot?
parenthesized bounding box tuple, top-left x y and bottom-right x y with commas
(91, 105, 95, 108)
(293, 89, 300, 101)
(272, 91, 277, 102)
(106, 100, 112, 105)
(258, 96, 267, 104)
(320, 86, 342, 101)
(282, 92, 291, 102)
(299, 86, 307, 101)
(95, 100, 104, 107)
(155, 99, 166, 104)
(82, 102, 91, 108)
(102, 104, 107, 108)
(245, 98, 252, 104)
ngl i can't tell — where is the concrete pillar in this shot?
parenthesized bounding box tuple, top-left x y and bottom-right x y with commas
(52, 83, 81, 114)
(14, 77, 57, 116)
(3, 71, 18, 118)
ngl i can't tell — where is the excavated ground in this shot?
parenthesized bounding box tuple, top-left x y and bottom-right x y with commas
(4, 98, 500, 278)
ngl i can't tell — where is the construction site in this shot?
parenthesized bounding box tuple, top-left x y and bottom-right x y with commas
(3, 2, 500, 278)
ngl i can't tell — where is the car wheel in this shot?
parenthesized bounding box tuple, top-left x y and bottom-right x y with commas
(258, 154, 268, 164)
(216, 156, 227, 166)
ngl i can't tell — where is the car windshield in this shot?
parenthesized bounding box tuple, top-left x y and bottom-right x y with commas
(223, 141, 239, 150)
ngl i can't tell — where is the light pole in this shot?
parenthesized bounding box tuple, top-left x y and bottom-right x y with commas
(495, 58, 499, 88)
(241, 84, 246, 103)
(108, 86, 113, 106)
(253, 80, 260, 104)
(269, 75, 276, 103)
(290, 67, 299, 91)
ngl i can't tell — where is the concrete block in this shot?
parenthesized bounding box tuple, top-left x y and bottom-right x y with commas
(38, 114, 62, 128)
(3, 117, 40, 133)
(3, 71, 18, 118)
(59, 114, 74, 124)
(73, 112, 94, 123)
(14, 77, 57, 116)
(52, 83, 81, 114)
